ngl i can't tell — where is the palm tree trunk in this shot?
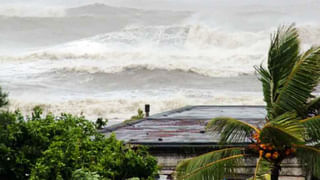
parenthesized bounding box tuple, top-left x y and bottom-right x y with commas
(271, 164, 281, 180)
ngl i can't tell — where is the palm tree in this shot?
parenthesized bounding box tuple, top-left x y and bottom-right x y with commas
(176, 25, 320, 180)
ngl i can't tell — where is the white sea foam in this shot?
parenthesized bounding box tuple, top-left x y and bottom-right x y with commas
(0, 25, 270, 77)
(2, 24, 320, 78)
(1, 1, 320, 123)
(0, 4, 66, 17)
(7, 90, 263, 125)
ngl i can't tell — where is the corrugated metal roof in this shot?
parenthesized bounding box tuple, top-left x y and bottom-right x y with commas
(102, 105, 266, 146)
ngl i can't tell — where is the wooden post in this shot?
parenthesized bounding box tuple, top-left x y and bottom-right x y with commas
(145, 104, 150, 117)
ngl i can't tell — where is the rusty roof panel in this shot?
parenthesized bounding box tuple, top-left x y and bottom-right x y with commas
(149, 105, 266, 120)
(103, 106, 266, 146)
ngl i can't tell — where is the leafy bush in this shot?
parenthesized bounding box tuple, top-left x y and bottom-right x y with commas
(0, 108, 158, 180)
(124, 109, 145, 124)
(95, 118, 108, 129)
(130, 109, 144, 121)
(71, 169, 101, 180)
(0, 86, 8, 107)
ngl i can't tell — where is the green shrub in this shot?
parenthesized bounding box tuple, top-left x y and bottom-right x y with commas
(124, 109, 145, 124)
(95, 118, 108, 129)
(0, 108, 158, 180)
(130, 109, 144, 121)
(0, 86, 8, 107)
(71, 169, 101, 180)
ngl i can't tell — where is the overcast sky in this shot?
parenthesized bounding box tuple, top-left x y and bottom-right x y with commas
(0, 0, 318, 9)
(0, 0, 319, 29)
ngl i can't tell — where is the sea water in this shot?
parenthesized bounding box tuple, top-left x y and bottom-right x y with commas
(0, 0, 319, 124)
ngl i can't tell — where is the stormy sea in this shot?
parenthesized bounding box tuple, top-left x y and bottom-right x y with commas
(1, 0, 319, 125)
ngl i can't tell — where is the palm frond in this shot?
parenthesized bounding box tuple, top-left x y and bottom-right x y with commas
(250, 156, 271, 180)
(175, 147, 245, 180)
(300, 115, 320, 142)
(253, 155, 263, 180)
(268, 24, 300, 108)
(295, 144, 320, 178)
(255, 65, 273, 120)
(260, 112, 304, 146)
(268, 25, 300, 86)
(206, 117, 259, 143)
(272, 46, 320, 117)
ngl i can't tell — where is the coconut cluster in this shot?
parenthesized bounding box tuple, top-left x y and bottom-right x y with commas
(248, 133, 296, 161)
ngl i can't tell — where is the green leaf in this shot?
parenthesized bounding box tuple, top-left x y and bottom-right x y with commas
(272, 46, 320, 117)
(206, 117, 259, 143)
(250, 156, 271, 180)
(257, 25, 300, 119)
(175, 148, 245, 180)
(255, 65, 273, 120)
(295, 145, 320, 178)
(268, 24, 300, 112)
(0, 110, 158, 180)
(0, 86, 8, 108)
(300, 115, 320, 142)
(268, 24, 300, 89)
(260, 112, 304, 146)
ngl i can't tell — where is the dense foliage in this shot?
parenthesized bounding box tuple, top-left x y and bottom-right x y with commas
(0, 106, 158, 180)
(176, 25, 320, 180)
(0, 86, 8, 108)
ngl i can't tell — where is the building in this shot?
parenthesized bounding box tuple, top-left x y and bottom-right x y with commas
(101, 105, 304, 179)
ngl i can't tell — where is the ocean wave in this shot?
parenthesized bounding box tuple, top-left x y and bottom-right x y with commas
(2, 24, 269, 58)
(7, 92, 263, 125)
(54, 58, 259, 77)
(0, 4, 66, 17)
(0, 52, 262, 77)
(298, 24, 320, 47)
(12, 23, 320, 60)
(0, 24, 268, 77)
(1, 1, 319, 126)
(1, 24, 320, 77)
(0, 3, 190, 50)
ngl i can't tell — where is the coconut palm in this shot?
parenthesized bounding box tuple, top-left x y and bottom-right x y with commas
(176, 25, 320, 180)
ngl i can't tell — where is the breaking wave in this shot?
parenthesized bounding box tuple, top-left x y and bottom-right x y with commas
(1, 24, 270, 77)
(3, 24, 320, 77)
(2, 1, 320, 123)
(7, 91, 264, 124)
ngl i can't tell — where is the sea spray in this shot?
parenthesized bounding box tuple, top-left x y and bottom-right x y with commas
(1, 1, 320, 123)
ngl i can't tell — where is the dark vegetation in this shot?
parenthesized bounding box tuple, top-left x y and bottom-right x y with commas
(123, 109, 145, 124)
(0, 87, 8, 107)
(0, 90, 158, 180)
